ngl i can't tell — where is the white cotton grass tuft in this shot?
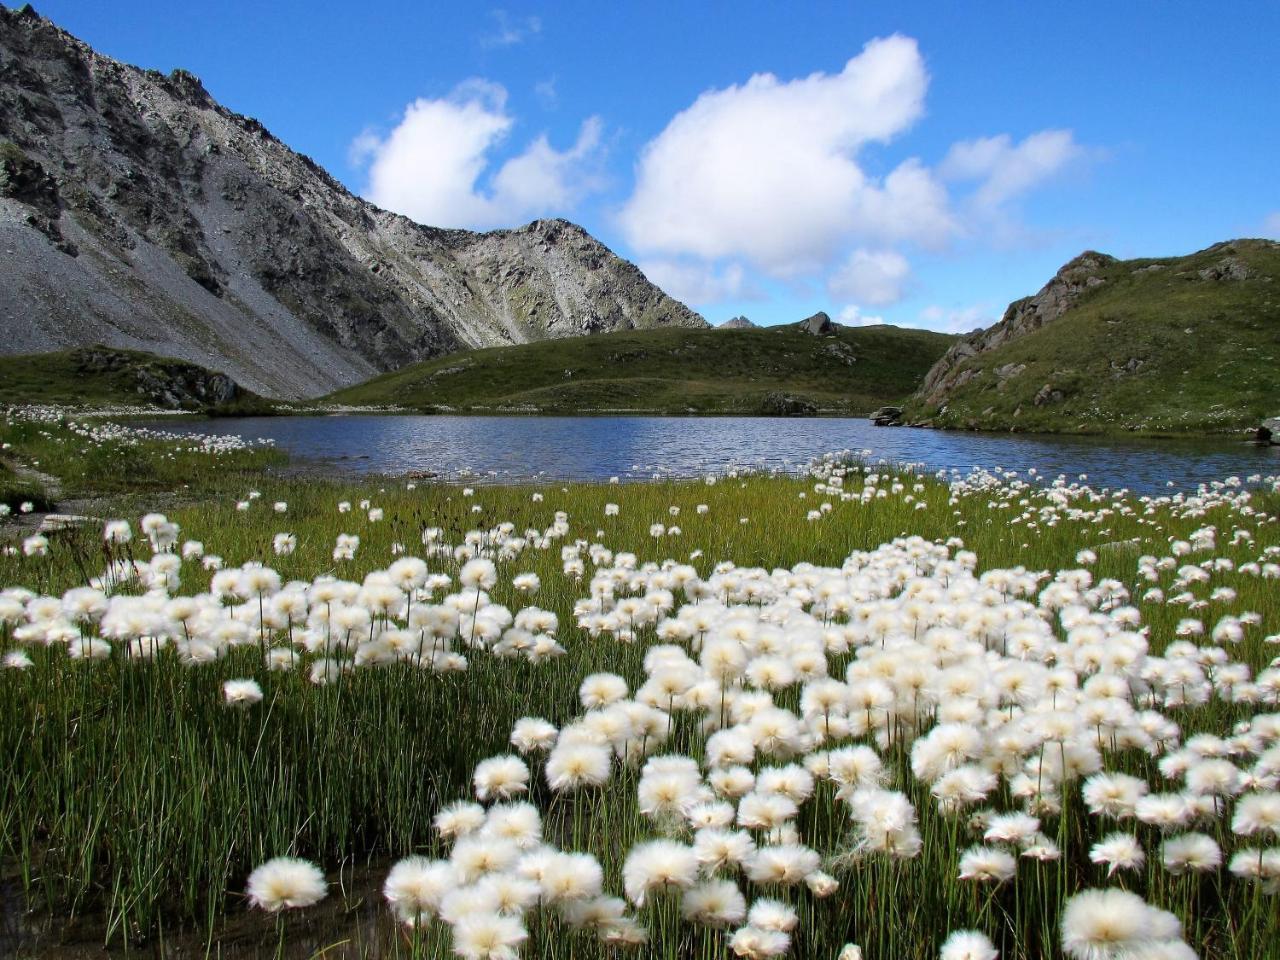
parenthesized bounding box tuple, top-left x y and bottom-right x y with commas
(1060, 888, 1186, 960)
(681, 878, 747, 928)
(382, 856, 452, 925)
(1088, 833, 1146, 876)
(729, 924, 791, 959)
(940, 929, 999, 960)
(222, 678, 264, 707)
(3, 649, 34, 670)
(245, 856, 327, 912)
(450, 911, 527, 960)
(472, 755, 529, 802)
(622, 839, 698, 906)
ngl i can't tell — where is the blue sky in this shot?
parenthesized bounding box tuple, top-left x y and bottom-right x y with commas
(29, 1, 1280, 331)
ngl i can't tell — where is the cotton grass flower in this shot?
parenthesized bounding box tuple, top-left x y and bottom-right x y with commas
(223, 678, 264, 708)
(383, 856, 453, 925)
(1089, 833, 1146, 876)
(245, 857, 327, 912)
(622, 839, 698, 906)
(1059, 888, 1182, 960)
(451, 911, 527, 960)
(958, 846, 1016, 884)
(1231, 791, 1280, 837)
(1159, 833, 1221, 875)
(940, 930, 999, 960)
(545, 741, 612, 791)
(473, 755, 529, 802)
(681, 877, 747, 927)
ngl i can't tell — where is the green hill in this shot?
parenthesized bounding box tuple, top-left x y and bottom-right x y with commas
(0, 346, 271, 413)
(904, 239, 1280, 435)
(326, 322, 956, 416)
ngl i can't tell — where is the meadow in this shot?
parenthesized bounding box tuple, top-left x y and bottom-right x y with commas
(1, 405, 1279, 959)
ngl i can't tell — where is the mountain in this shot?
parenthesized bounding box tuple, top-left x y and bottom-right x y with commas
(327, 323, 955, 416)
(0, 6, 704, 399)
(718, 315, 757, 330)
(904, 239, 1280, 435)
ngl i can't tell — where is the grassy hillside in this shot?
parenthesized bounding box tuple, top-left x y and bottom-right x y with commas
(328, 324, 955, 415)
(0, 346, 273, 413)
(904, 239, 1280, 435)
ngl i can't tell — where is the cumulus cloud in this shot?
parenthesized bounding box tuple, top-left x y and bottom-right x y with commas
(836, 305, 887, 327)
(619, 36, 956, 276)
(918, 303, 994, 333)
(827, 249, 911, 306)
(637, 259, 753, 305)
(940, 130, 1086, 215)
(355, 81, 603, 230)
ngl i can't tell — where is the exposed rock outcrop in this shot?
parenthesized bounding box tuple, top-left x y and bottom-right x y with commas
(0, 7, 704, 397)
(916, 251, 1115, 406)
(798, 311, 835, 336)
(759, 392, 817, 417)
(70, 346, 245, 408)
(718, 315, 756, 329)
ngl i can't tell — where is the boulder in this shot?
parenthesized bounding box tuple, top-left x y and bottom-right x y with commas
(869, 405, 903, 426)
(1033, 383, 1064, 406)
(1198, 256, 1253, 282)
(798, 311, 835, 336)
(760, 392, 817, 417)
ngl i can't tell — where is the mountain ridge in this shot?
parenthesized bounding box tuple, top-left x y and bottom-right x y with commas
(904, 238, 1280, 434)
(0, 5, 704, 398)
(327, 322, 955, 416)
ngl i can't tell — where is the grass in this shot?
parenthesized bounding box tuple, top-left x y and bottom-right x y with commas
(0, 347, 277, 414)
(0, 411, 284, 499)
(326, 324, 956, 416)
(904, 239, 1280, 435)
(1, 412, 1279, 958)
(0, 460, 52, 513)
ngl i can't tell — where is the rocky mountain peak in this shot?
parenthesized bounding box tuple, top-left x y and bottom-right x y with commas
(0, 8, 704, 397)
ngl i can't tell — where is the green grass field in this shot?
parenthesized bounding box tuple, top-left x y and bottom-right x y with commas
(327, 324, 955, 416)
(905, 240, 1280, 435)
(1, 410, 1279, 959)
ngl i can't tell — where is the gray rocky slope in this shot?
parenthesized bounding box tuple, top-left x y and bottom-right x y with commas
(0, 5, 704, 398)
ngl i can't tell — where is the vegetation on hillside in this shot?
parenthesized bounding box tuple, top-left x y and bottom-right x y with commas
(904, 240, 1280, 435)
(0, 346, 275, 414)
(327, 324, 955, 416)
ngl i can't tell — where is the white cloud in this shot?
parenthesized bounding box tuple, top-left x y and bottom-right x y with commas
(836, 305, 887, 327)
(619, 36, 957, 276)
(1262, 211, 1280, 239)
(481, 10, 541, 48)
(918, 303, 994, 333)
(940, 130, 1085, 215)
(637, 259, 751, 305)
(347, 127, 381, 167)
(355, 81, 604, 230)
(827, 249, 911, 306)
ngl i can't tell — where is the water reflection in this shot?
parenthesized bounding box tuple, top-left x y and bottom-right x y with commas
(151, 415, 1280, 494)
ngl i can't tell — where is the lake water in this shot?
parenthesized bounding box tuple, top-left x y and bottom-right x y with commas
(151, 415, 1280, 494)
